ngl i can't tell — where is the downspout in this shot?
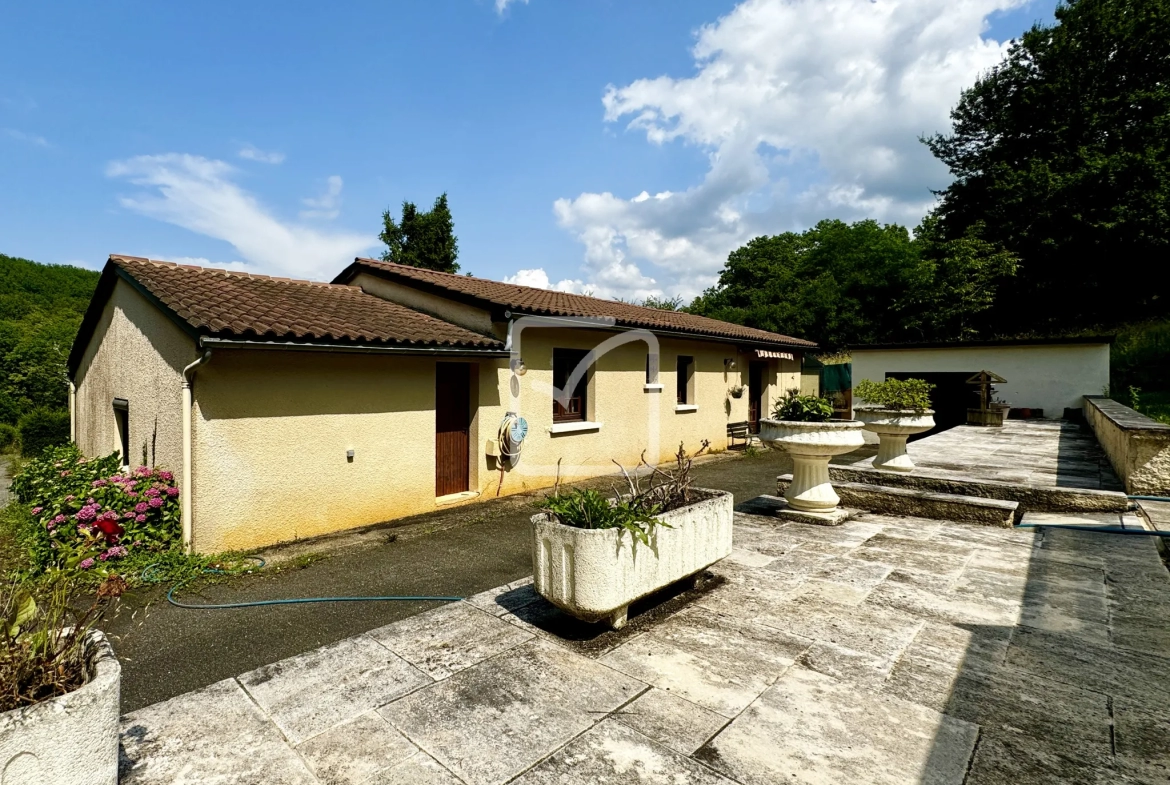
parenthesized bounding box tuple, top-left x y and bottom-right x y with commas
(181, 349, 212, 554)
(68, 381, 77, 443)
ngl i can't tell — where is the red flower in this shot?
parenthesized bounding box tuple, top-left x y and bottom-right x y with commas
(95, 518, 124, 541)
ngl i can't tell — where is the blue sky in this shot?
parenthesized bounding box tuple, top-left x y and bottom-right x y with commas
(1, 0, 1059, 298)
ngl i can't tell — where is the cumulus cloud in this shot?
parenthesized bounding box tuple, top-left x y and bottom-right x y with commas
(106, 154, 374, 281)
(503, 268, 586, 293)
(300, 175, 344, 220)
(238, 144, 285, 164)
(553, 0, 1025, 300)
(496, 0, 528, 14)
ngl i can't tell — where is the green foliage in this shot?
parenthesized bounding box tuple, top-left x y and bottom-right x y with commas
(540, 488, 664, 545)
(0, 254, 99, 425)
(10, 445, 180, 576)
(854, 378, 936, 412)
(772, 394, 835, 422)
(686, 218, 1015, 349)
(0, 423, 17, 453)
(17, 408, 69, 457)
(924, 0, 1170, 333)
(379, 193, 460, 273)
(1111, 320, 1170, 393)
(639, 295, 685, 311)
(1, 573, 126, 711)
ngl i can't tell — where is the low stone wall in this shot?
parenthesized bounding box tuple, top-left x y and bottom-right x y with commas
(1084, 395, 1170, 496)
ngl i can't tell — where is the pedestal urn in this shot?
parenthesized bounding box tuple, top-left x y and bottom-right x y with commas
(854, 408, 935, 472)
(759, 419, 865, 511)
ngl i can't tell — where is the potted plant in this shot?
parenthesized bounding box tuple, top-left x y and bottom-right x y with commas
(1, 576, 125, 785)
(758, 394, 865, 512)
(728, 384, 745, 399)
(531, 442, 732, 629)
(853, 378, 937, 472)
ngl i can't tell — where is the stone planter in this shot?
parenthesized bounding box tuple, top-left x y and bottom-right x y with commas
(759, 419, 865, 512)
(531, 489, 733, 629)
(0, 630, 120, 785)
(854, 408, 935, 473)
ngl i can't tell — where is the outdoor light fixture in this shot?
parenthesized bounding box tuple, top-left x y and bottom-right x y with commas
(724, 358, 737, 370)
(510, 357, 527, 376)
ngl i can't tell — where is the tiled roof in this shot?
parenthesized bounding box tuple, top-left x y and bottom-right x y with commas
(101, 255, 503, 348)
(337, 259, 816, 349)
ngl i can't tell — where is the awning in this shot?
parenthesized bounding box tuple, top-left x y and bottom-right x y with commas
(755, 350, 795, 360)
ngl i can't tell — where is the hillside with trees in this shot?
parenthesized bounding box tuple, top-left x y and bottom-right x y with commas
(0, 254, 99, 450)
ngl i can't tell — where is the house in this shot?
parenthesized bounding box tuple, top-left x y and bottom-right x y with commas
(850, 337, 1112, 435)
(68, 255, 814, 553)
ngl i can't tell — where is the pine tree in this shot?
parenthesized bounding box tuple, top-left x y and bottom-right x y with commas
(379, 193, 460, 273)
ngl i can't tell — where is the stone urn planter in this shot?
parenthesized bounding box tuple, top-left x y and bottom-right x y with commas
(854, 407, 935, 472)
(759, 419, 865, 512)
(531, 489, 733, 629)
(0, 630, 121, 785)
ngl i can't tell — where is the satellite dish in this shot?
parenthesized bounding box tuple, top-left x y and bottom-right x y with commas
(509, 416, 529, 444)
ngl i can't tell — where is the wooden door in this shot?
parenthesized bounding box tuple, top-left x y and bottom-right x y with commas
(435, 362, 471, 497)
(748, 361, 765, 433)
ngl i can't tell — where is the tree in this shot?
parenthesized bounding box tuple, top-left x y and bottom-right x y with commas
(379, 193, 460, 273)
(687, 218, 1016, 349)
(924, 0, 1170, 333)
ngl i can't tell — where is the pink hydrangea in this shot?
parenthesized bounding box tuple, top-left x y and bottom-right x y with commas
(135, 514, 146, 523)
(79, 558, 95, 570)
(86, 497, 96, 504)
(60, 470, 70, 477)
(30, 506, 42, 515)
(92, 479, 107, 487)
(165, 487, 179, 497)
(159, 471, 174, 481)
(134, 502, 149, 513)
(75, 505, 98, 522)
(144, 488, 160, 498)
(98, 546, 127, 561)
(65, 494, 75, 502)
(148, 497, 163, 509)
(124, 511, 136, 520)
(134, 466, 151, 476)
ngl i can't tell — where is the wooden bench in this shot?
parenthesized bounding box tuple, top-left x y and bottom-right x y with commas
(727, 421, 751, 449)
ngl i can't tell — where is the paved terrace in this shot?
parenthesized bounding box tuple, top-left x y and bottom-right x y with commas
(860, 420, 1124, 491)
(119, 503, 1170, 784)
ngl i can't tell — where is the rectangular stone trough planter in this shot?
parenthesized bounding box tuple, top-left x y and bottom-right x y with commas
(0, 630, 121, 785)
(531, 489, 733, 629)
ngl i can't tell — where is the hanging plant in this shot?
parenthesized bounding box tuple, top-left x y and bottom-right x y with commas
(728, 385, 745, 399)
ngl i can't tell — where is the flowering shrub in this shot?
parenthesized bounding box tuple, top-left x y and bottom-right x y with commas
(9, 445, 181, 575)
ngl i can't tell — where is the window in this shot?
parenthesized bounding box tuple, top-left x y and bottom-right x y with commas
(112, 398, 130, 466)
(676, 356, 694, 404)
(553, 349, 589, 423)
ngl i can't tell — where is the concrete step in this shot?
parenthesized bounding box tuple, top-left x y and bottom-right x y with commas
(827, 463, 1129, 514)
(777, 474, 1019, 528)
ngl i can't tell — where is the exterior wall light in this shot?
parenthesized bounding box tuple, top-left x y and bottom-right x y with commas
(510, 358, 527, 376)
(724, 358, 737, 370)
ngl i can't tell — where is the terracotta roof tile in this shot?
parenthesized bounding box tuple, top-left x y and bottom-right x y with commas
(108, 255, 503, 349)
(338, 259, 816, 349)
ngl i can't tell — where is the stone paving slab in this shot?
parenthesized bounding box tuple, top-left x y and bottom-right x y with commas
(119, 499, 1170, 785)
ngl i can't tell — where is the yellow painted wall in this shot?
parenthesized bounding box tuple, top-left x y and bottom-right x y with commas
(73, 280, 197, 473)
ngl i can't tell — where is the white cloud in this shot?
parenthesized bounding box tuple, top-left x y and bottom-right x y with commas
(238, 144, 286, 164)
(4, 128, 49, 147)
(496, 0, 528, 14)
(503, 268, 585, 293)
(106, 154, 374, 281)
(555, 0, 1025, 300)
(300, 175, 344, 220)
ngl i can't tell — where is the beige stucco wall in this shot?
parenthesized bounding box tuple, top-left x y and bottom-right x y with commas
(349, 272, 498, 337)
(73, 280, 196, 473)
(185, 327, 799, 552)
(851, 343, 1110, 418)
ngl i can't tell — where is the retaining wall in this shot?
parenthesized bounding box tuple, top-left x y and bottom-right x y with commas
(1084, 395, 1170, 496)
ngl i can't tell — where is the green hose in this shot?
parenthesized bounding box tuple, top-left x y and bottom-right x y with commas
(142, 558, 463, 609)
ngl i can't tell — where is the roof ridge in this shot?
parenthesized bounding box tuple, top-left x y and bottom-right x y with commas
(110, 254, 362, 291)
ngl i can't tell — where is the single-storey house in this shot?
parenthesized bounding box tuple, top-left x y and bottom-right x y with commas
(850, 337, 1112, 435)
(68, 255, 814, 553)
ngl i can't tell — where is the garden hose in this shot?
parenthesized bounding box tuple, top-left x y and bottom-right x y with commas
(141, 558, 463, 609)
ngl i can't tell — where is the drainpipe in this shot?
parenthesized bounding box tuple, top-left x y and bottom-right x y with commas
(181, 349, 213, 554)
(68, 381, 77, 443)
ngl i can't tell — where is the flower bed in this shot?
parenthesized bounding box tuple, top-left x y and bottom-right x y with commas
(9, 446, 180, 576)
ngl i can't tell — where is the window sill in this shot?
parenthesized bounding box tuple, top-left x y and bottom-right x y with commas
(643, 383, 663, 392)
(674, 404, 699, 413)
(548, 421, 603, 435)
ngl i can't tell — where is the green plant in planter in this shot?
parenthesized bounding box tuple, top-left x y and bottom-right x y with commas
(854, 378, 935, 412)
(772, 394, 834, 422)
